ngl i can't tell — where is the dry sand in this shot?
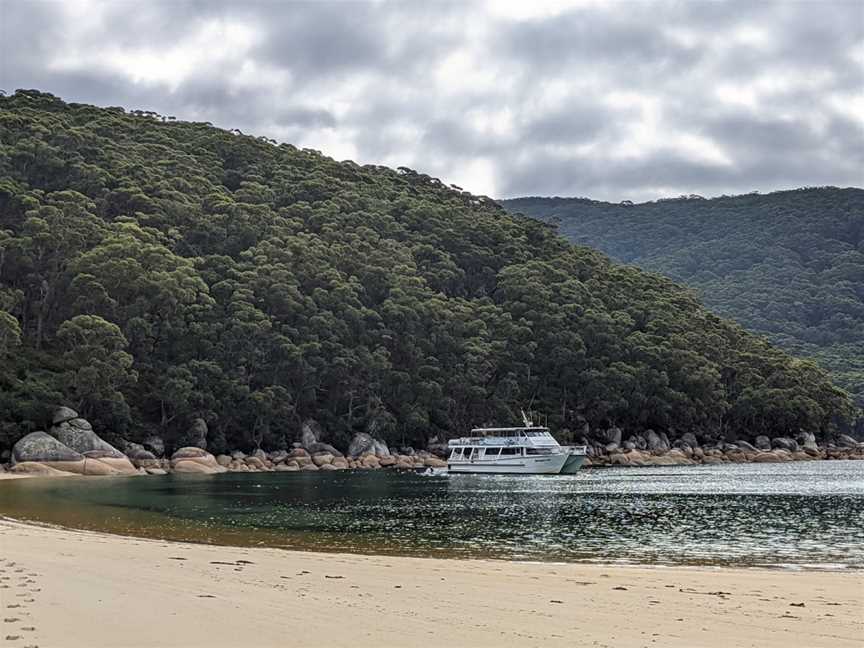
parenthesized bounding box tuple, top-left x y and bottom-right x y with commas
(0, 518, 861, 648)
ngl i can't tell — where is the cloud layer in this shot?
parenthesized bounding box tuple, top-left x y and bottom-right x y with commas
(1, 0, 862, 200)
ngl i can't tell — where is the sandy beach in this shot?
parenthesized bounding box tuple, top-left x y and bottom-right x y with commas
(0, 518, 860, 647)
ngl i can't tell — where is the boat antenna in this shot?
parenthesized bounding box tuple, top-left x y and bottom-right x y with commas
(520, 409, 533, 427)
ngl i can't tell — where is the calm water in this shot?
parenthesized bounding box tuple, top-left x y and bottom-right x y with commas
(2, 461, 862, 569)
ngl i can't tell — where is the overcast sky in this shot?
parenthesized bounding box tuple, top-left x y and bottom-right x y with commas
(1, 0, 862, 200)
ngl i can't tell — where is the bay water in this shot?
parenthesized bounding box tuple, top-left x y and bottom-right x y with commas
(1, 461, 861, 569)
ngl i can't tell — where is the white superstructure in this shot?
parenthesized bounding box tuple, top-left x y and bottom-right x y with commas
(447, 416, 587, 475)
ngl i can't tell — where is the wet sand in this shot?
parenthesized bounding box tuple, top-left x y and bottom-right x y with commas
(0, 518, 861, 647)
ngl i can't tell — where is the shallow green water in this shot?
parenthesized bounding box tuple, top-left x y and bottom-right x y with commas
(2, 461, 862, 568)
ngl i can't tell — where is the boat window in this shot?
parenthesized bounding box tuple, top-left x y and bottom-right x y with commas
(500, 447, 519, 455)
(450, 448, 463, 459)
(526, 448, 552, 455)
(484, 447, 501, 457)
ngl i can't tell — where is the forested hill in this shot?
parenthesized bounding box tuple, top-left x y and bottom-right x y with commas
(0, 91, 855, 456)
(502, 190, 864, 408)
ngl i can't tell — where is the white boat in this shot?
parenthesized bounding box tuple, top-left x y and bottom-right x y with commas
(447, 415, 587, 475)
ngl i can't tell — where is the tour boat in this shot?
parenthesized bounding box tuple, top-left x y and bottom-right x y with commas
(447, 414, 587, 475)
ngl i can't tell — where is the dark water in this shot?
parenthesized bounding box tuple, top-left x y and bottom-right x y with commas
(2, 461, 862, 569)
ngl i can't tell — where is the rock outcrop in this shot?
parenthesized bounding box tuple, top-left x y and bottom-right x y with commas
(121, 441, 160, 468)
(372, 439, 390, 457)
(269, 450, 289, 464)
(838, 434, 861, 449)
(11, 431, 125, 475)
(644, 429, 670, 452)
(348, 432, 375, 457)
(577, 427, 864, 468)
(601, 427, 622, 447)
(244, 456, 267, 470)
(11, 461, 79, 477)
(49, 409, 136, 473)
(13, 431, 83, 464)
(771, 437, 799, 452)
(311, 453, 334, 467)
(677, 432, 698, 448)
(347, 432, 390, 459)
(52, 406, 79, 425)
(299, 419, 343, 456)
(300, 419, 322, 450)
(170, 447, 226, 474)
(752, 450, 789, 463)
(754, 435, 771, 450)
(796, 432, 818, 452)
(142, 434, 165, 457)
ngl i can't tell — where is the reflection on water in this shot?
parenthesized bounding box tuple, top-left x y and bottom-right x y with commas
(1, 461, 862, 568)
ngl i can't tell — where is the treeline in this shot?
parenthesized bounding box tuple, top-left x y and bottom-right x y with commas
(501, 189, 864, 410)
(0, 91, 855, 453)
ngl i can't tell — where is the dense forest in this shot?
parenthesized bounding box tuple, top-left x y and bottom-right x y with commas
(0, 91, 855, 454)
(502, 190, 864, 410)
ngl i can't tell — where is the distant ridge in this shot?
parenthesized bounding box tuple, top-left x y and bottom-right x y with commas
(502, 187, 864, 408)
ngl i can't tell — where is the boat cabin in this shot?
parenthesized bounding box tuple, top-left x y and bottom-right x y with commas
(445, 422, 587, 474)
(447, 426, 560, 461)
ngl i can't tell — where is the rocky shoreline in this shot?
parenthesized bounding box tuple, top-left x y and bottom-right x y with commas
(1, 407, 448, 478)
(2, 407, 862, 478)
(581, 427, 864, 466)
(584, 443, 864, 467)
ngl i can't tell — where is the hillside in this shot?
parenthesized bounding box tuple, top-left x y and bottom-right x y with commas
(502, 189, 864, 408)
(0, 91, 855, 454)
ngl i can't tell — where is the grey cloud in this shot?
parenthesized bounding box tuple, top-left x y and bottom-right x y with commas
(274, 107, 337, 129)
(499, 151, 731, 199)
(421, 119, 493, 157)
(773, 4, 863, 64)
(417, 101, 631, 164)
(1, 0, 861, 201)
(252, 3, 390, 78)
(499, 113, 862, 200)
(242, 1, 464, 83)
(519, 103, 634, 147)
(502, 10, 649, 59)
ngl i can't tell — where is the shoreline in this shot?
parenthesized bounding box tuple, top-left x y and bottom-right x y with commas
(2, 461, 864, 572)
(1, 513, 861, 574)
(1, 518, 862, 647)
(4, 450, 863, 480)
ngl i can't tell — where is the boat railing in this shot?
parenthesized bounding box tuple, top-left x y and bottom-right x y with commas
(449, 437, 524, 447)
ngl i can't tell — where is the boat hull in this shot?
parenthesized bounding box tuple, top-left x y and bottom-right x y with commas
(560, 453, 586, 474)
(448, 453, 568, 474)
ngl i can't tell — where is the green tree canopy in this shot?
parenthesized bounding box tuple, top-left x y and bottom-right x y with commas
(56, 314, 136, 421)
(0, 90, 855, 452)
(502, 189, 864, 410)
